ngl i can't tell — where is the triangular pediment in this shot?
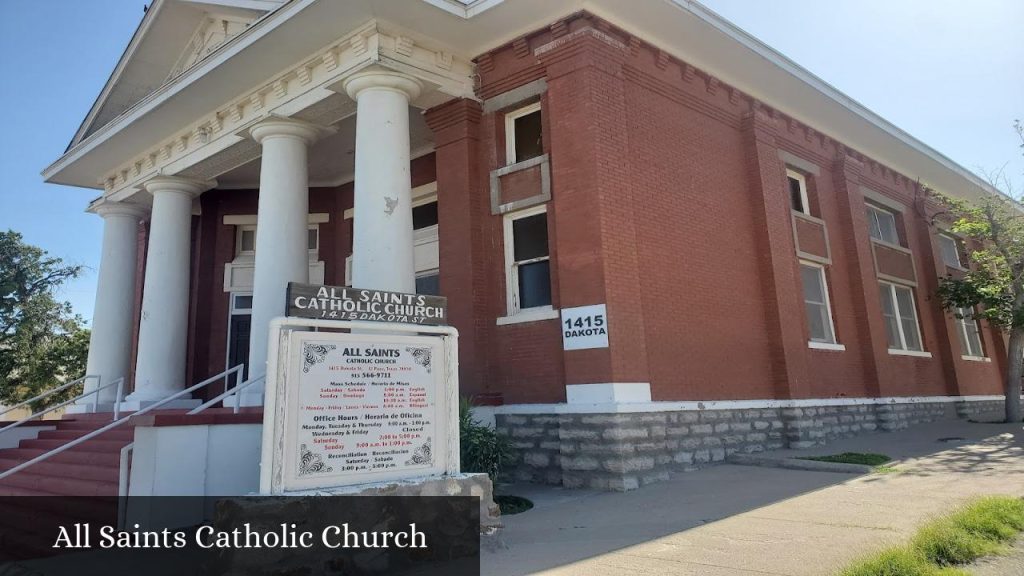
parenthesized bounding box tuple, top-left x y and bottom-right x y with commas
(70, 0, 284, 149)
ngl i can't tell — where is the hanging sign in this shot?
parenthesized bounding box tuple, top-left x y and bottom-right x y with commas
(286, 282, 447, 325)
(560, 304, 610, 350)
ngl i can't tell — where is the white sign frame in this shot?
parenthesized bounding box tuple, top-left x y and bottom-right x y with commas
(259, 318, 459, 494)
(560, 304, 610, 351)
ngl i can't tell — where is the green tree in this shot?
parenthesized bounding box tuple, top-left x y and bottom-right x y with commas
(931, 121, 1024, 423)
(0, 230, 90, 409)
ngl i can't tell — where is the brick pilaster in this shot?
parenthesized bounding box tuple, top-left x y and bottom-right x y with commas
(741, 109, 810, 399)
(537, 26, 651, 388)
(423, 99, 490, 398)
(833, 152, 891, 396)
(913, 193, 965, 395)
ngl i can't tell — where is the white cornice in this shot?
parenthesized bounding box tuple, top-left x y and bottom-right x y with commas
(45, 0, 317, 186)
(665, 0, 1001, 199)
(68, 0, 166, 150)
(51, 17, 472, 201)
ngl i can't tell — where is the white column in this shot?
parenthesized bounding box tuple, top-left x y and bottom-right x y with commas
(344, 70, 422, 293)
(244, 117, 328, 398)
(126, 176, 208, 408)
(73, 202, 147, 411)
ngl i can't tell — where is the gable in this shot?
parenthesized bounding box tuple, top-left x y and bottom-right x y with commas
(71, 0, 283, 149)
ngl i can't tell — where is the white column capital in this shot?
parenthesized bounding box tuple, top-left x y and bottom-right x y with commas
(344, 69, 422, 102)
(142, 175, 213, 197)
(250, 115, 333, 146)
(91, 201, 148, 220)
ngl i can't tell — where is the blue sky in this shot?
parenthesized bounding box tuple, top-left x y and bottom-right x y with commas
(0, 0, 1021, 323)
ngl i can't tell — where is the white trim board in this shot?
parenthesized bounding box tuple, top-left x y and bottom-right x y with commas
(566, 383, 651, 404)
(481, 395, 1014, 415)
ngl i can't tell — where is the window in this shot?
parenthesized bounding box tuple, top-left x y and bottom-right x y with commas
(879, 282, 924, 352)
(955, 307, 985, 358)
(866, 205, 899, 245)
(800, 263, 838, 345)
(236, 226, 256, 257)
(307, 227, 319, 252)
(237, 225, 319, 257)
(787, 170, 810, 215)
(413, 201, 439, 230)
(504, 205, 552, 314)
(938, 234, 962, 268)
(505, 102, 543, 165)
(416, 271, 440, 296)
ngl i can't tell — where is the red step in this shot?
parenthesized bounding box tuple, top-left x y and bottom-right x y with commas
(36, 429, 135, 442)
(18, 438, 128, 453)
(0, 458, 119, 482)
(0, 447, 121, 468)
(0, 471, 118, 497)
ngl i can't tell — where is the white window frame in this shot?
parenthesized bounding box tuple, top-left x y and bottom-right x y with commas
(955, 306, 988, 361)
(505, 101, 542, 166)
(236, 225, 257, 258)
(498, 204, 557, 324)
(938, 233, 963, 269)
(237, 224, 320, 260)
(787, 169, 810, 216)
(879, 281, 929, 356)
(800, 261, 844, 350)
(866, 204, 900, 245)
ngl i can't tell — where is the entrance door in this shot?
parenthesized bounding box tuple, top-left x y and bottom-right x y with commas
(227, 293, 252, 379)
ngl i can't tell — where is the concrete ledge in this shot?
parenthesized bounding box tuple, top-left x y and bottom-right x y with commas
(727, 453, 872, 474)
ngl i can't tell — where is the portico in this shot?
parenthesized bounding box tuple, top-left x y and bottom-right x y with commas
(49, 15, 475, 409)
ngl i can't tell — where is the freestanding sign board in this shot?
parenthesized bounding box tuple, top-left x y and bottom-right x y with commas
(260, 318, 459, 494)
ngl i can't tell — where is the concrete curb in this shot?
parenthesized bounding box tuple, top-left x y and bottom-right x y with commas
(727, 453, 873, 474)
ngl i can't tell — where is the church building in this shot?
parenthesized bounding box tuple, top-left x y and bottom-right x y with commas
(6, 0, 1008, 495)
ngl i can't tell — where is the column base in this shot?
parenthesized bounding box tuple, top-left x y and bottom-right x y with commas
(234, 390, 265, 408)
(118, 399, 202, 412)
(565, 383, 652, 404)
(66, 402, 120, 414)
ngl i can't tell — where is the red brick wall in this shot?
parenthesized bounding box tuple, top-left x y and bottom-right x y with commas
(468, 12, 1004, 402)
(158, 11, 1003, 405)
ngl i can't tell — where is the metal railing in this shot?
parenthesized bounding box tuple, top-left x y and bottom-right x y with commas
(115, 370, 265, 523)
(0, 365, 245, 482)
(0, 374, 98, 419)
(188, 373, 265, 415)
(0, 376, 125, 436)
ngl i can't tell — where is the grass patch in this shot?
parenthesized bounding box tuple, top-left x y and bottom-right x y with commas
(872, 465, 901, 475)
(801, 452, 893, 466)
(838, 496, 1024, 575)
(494, 495, 533, 515)
(837, 547, 967, 576)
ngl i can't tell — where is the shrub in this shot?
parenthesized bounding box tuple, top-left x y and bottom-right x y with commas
(459, 397, 514, 481)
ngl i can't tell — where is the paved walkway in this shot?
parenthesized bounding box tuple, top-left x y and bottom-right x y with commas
(482, 419, 1024, 575)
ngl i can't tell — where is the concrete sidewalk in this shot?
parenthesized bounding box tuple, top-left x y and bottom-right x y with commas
(482, 419, 1024, 575)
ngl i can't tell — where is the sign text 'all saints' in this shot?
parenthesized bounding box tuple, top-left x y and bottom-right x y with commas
(286, 282, 447, 325)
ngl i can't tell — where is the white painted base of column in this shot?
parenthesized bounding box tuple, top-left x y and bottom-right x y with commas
(65, 403, 119, 414)
(118, 399, 202, 412)
(235, 391, 265, 408)
(566, 383, 652, 404)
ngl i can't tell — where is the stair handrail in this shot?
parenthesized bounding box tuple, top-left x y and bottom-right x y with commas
(114, 369, 262, 505)
(0, 374, 99, 419)
(0, 364, 244, 481)
(187, 373, 266, 415)
(118, 443, 134, 529)
(0, 377, 124, 436)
